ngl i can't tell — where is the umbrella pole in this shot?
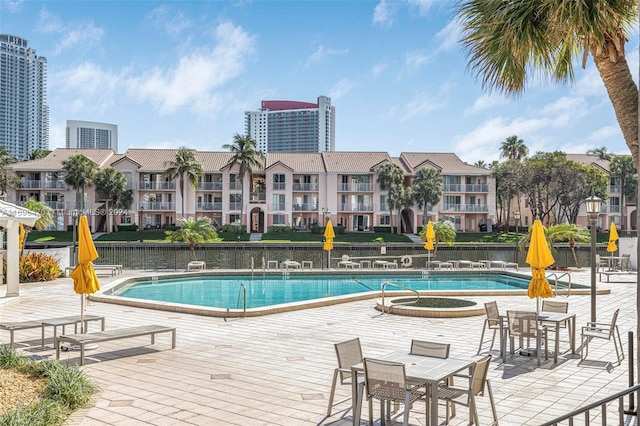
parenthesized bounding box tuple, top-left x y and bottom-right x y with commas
(80, 294, 85, 334)
(328, 251, 331, 269)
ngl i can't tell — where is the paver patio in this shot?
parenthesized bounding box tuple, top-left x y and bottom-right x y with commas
(1, 268, 638, 425)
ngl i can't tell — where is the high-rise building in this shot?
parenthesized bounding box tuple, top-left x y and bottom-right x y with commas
(66, 120, 118, 151)
(245, 95, 335, 153)
(0, 34, 49, 160)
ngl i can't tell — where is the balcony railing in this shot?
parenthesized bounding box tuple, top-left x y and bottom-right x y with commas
(44, 201, 67, 210)
(272, 183, 286, 191)
(339, 203, 374, 212)
(442, 204, 489, 212)
(608, 205, 621, 213)
(339, 183, 373, 192)
(464, 183, 489, 192)
(21, 180, 42, 189)
(196, 202, 222, 211)
(229, 182, 241, 190)
(292, 203, 318, 211)
(229, 202, 242, 210)
(292, 183, 319, 191)
(271, 203, 286, 211)
(197, 182, 223, 191)
(139, 202, 175, 210)
(250, 192, 266, 202)
(44, 180, 66, 189)
(138, 181, 176, 190)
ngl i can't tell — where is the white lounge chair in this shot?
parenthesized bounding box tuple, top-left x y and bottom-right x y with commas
(338, 255, 360, 269)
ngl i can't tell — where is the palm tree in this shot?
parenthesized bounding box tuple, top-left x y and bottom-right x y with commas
(473, 160, 488, 168)
(419, 220, 456, 256)
(546, 224, 590, 268)
(95, 167, 127, 233)
(222, 134, 265, 235)
(167, 216, 217, 261)
(587, 146, 613, 161)
(164, 147, 204, 218)
(500, 135, 528, 161)
(456, 0, 638, 163)
(376, 162, 405, 234)
(412, 167, 443, 226)
(62, 155, 97, 210)
(28, 149, 52, 160)
(21, 198, 54, 254)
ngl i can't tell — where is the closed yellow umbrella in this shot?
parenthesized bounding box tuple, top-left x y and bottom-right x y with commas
(525, 219, 554, 300)
(323, 220, 335, 267)
(70, 215, 100, 333)
(424, 221, 435, 269)
(19, 223, 25, 251)
(607, 222, 618, 253)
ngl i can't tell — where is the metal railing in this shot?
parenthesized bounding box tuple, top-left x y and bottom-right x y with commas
(236, 283, 246, 318)
(547, 272, 572, 297)
(380, 281, 420, 314)
(540, 384, 640, 425)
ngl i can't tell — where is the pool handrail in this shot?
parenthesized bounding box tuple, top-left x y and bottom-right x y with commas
(546, 272, 572, 297)
(380, 281, 420, 314)
(237, 283, 246, 317)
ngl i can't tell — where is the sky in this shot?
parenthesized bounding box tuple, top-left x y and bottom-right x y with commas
(1, 0, 638, 165)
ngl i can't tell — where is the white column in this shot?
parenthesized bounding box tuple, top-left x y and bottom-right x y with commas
(5, 223, 19, 297)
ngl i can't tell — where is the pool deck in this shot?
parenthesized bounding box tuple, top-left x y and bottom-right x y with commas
(1, 267, 638, 425)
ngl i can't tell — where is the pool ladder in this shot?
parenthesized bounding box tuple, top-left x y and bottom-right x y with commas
(546, 272, 572, 297)
(380, 281, 420, 315)
(236, 283, 246, 317)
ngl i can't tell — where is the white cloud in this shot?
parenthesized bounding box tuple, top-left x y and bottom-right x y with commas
(401, 89, 445, 120)
(37, 7, 104, 55)
(52, 62, 123, 112)
(586, 126, 621, 142)
(405, 51, 430, 70)
(463, 94, 509, 116)
(407, 0, 437, 15)
(304, 45, 348, 69)
(373, 0, 395, 27)
(539, 96, 589, 127)
(434, 19, 461, 52)
(328, 79, 353, 100)
(371, 61, 388, 77)
(126, 21, 255, 115)
(148, 6, 191, 36)
(2, 0, 23, 13)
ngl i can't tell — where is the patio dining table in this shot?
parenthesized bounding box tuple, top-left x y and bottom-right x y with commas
(351, 351, 474, 426)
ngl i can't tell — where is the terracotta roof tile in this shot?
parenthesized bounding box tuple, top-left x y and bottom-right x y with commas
(400, 152, 489, 175)
(321, 151, 393, 172)
(12, 148, 116, 171)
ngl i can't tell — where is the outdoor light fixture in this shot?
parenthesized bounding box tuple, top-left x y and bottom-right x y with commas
(584, 194, 602, 322)
(139, 206, 144, 243)
(513, 211, 521, 265)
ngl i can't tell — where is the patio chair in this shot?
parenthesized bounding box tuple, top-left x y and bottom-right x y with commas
(477, 301, 506, 355)
(581, 308, 624, 365)
(506, 310, 548, 364)
(326, 338, 372, 421)
(540, 300, 569, 335)
(620, 254, 632, 271)
(410, 339, 450, 358)
(338, 255, 360, 269)
(437, 354, 498, 426)
(363, 358, 427, 426)
(595, 254, 608, 273)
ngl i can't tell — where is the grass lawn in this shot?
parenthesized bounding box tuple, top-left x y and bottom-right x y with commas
(260, 231, 412, 243)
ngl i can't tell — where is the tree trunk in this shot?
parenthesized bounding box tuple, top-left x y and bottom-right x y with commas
(591, 46, 638, 164)
(105, 199, 110, 234)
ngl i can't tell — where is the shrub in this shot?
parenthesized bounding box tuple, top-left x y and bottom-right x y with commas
(373, 226, 392, 233)
(267, 226, 295, 233)
(220, 224, 246, 233)
(117, 224, 138, 232)
(19, 253, 62, 282)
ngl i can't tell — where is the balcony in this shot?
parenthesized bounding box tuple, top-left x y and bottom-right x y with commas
(339, 203, 374, 212)
(44, 180, 66, 189)
(139, 202, 175, 211)
(250, 192, 266, 202)
(442, 204, 489, 212)
(21, 180, 42, 189)
(292, 203, 318, 211)
(44, 201, 67, 210)
(138, 181, 176, 190)
(292, 183, 319, 191)
(464, 183, 489, 192)
(272, 183, 286, 191)
(339, 183, 373, 192)
(229, 202, 242, 210)
(271, 203, 286, 211)
(229, 182, 241, 191)
(196, 202, 222, 211)
(197, 182, 223, 191)
(608, 205, 621, 213)
(443, 184, 462, 192)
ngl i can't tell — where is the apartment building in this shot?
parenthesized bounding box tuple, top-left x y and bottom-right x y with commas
(66, 120, 118, 151)
(8, 148, 496, 232)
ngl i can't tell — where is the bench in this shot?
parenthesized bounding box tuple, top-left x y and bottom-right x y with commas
(599, 270, 635, 282)
(0, 315, 105, 346)
(65, 264, 122, 277)
(55, 325, 176, 365)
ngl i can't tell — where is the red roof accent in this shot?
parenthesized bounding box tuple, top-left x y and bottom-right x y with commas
(261, 100, 318, 111)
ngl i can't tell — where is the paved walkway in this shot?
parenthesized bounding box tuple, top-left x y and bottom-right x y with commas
(1, 268, 638, 425)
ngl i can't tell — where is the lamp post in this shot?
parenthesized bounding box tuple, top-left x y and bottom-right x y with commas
(71, 210, 78, 266)
(139, 206, 144, 242)
(321, 207, 327, 227)
(513, 211, 521, 265)
(585, 195, 602, 322)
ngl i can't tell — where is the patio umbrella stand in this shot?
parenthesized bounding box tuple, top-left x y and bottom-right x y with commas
(323, 220, 335, 269)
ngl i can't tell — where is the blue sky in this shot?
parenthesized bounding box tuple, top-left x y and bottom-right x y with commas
(1, 0, 638, 164)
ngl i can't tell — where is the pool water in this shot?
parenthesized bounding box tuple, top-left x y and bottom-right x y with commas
(115, 274, 532, 309)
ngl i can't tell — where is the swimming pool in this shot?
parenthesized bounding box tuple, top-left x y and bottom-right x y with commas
(110, 274, 534, 310)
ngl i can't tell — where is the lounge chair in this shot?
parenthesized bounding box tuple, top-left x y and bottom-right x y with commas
(337, 255, 360, 269)
(373, 260, 398, 269)
(281, 260, 301, 269)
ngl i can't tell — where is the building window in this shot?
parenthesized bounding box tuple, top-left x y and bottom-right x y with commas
(273, 174, 285, 190)
(273, 214, 286, 225)
(380, 215, 390, 225)
(272, 194, 286, 211)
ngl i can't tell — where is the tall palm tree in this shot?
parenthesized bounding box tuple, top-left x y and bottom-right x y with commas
(28, 149, 52, 160)
(167, 217, 217, 261)
(473, 160, 488, 169)
(587, 146, 613, 161)
(95, 167, 127, 233)
(500, 135, 528, 161)
(413, 167, 443, 226)
(164, 147, 204, 218)
(62, 154, 97, 210)
(456, 0, 638, 163)
(376, 162, 405, 234)
(222, 134, 265, 234)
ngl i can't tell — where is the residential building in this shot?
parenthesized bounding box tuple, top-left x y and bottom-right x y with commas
(0, 34, 49, 160)
(8, 148, 496, 233)
(66, 120, 118, 151)
(245, 96, 335, 153)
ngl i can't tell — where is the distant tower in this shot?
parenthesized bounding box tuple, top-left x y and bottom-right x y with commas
(0, 34, 49, 160)
(66, 120, 118, 151)
(245, 95, 335, 153)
